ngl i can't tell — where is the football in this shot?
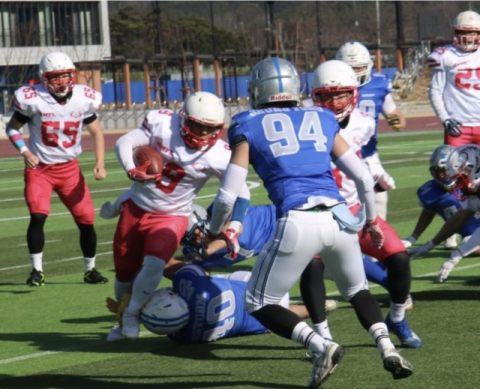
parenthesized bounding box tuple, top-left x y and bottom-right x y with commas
(132, 146, 164, 175)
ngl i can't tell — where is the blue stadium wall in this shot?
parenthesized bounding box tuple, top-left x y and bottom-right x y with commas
(101, 68, 398, 104)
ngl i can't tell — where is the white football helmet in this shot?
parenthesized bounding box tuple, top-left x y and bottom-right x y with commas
(311, 60, 359, 121)
(179, 92, 225, 151)
(181, 204, 210, 253)
(335, 41, 373, 87)
(249, 57, 301, 109)
(446, 144, 480, 195)
(140, 288, 190, 335)
(429, 145, 456, 191)
(452, 11, 480, 52)
(38, 52, 76, 97)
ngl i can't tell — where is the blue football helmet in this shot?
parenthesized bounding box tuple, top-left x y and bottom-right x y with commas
(429, 145, 455, 191)
(181, 204, 209, 255)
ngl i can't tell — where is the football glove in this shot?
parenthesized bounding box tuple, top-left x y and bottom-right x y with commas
(443, 118, 463, 137)
(374, 173, 396, 192)
(127, 161, 161, 182)
(361, 218, 385, 249)
(386, 114, 402, 131)
(408, 240, 435, 259)
(437, 250, 462, 283)
(221, 228, 241, 260)
(100, 201, 120, 219)
(401, 235, 417, 249)
(105, 293, 131, 326)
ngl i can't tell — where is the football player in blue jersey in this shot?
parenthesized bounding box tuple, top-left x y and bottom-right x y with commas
(208, 57, 413, 388)
(106, 262, 310, 343)
(405, 145, 480, 281)
(336, 41, 405, 222)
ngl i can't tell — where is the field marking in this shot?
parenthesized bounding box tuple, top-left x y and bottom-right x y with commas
(0, 181, 261, 222)
(1, 259, 479, 366)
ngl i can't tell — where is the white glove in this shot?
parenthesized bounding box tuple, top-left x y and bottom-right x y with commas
(408, 240, 435, 259)
(436, 250, 462, 283)
(100, 201, 121, 219)
(375, 173, 396, 191)
(401, 235, 417, 249)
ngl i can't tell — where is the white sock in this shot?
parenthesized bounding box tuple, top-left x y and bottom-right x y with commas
(84, 257, 95, 272)
(368, 322, 395, 354)
(314, 320, 333, 341)
(31, 253, 43, 272)
(389, 301, 406, 323)
(114, 279, 132, 301)
(127, 256, 165, 313)
(291, 321, 327, 355)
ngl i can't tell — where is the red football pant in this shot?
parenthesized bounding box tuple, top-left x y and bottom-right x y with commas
(445, 125, 480, 147)
(24, 159, 94, 225)
(113, 199, 188, 282)
(350, 203, 405, 262)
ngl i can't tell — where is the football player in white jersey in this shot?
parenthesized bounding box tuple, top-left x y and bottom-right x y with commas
(428, 10, 480, 147)
(312, 60, 421, 349)
(5, 52, 108, 287)
(336, 41, 403, 221)
(112, 91, 250, 340)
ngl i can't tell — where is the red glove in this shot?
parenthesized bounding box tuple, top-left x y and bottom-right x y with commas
(361, 218, 385, 249)
(127, 161, 161, 182)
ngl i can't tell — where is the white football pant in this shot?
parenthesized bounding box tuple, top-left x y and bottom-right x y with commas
(245, 209, 368, 313)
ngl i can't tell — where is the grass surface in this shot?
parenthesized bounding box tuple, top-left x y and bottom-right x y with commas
(1, 129, 480, 388)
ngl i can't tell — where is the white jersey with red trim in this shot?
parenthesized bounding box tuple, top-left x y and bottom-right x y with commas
(332, 108, 375, 207)
(428, 44, 480, 125)
(13, 84, 101, 164)
(127, 109, 232, 215)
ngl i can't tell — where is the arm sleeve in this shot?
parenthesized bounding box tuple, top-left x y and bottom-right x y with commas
(458, 227, 480, 257)
(6, 122, 28, 153)
(381, 93, 397, 116)
(334, 148, 377, 221)
(115, 129, 150, 172)
(209, 163, 249, 235)
(428, 69, 450, 123)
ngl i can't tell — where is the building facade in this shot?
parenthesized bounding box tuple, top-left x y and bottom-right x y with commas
(0, 1, 111, 113)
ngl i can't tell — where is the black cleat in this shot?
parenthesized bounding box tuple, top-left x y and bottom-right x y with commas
(84, 268, 108, 284)
(26, 268, 45, 286)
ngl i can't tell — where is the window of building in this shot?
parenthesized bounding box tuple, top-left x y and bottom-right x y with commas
(0, 2, 101, 48)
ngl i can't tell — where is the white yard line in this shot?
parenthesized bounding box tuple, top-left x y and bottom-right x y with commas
(0, 181, 261, 221)
(1, 260, 479, 365)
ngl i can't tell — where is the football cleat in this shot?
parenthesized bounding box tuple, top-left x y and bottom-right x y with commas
(84, 268, 108, 284)
(122, 308, 140, 339)
(443, 234, 458, 250)
(307, 342, 345, 388)
(404, 294, 414, 311)
(107, 322, 125, 342)
(325, 300, 339, 313)
(26, 268, 45, 287)
(382, 348, 413, 380)
(385, 314, 422, 348)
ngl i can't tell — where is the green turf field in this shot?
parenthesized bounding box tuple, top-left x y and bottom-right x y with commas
(1, 129, 480, 388)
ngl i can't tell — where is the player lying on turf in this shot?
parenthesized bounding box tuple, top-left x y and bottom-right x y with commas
(106, 262, 311, 343)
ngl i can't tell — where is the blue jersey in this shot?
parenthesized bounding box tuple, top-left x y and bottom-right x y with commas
(198, 205, 276, 268)
(229, 106, 344, 217)
(169, 265, 267, 343)
(357, 73, 392, 158)
(417, 180, 480, 237)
